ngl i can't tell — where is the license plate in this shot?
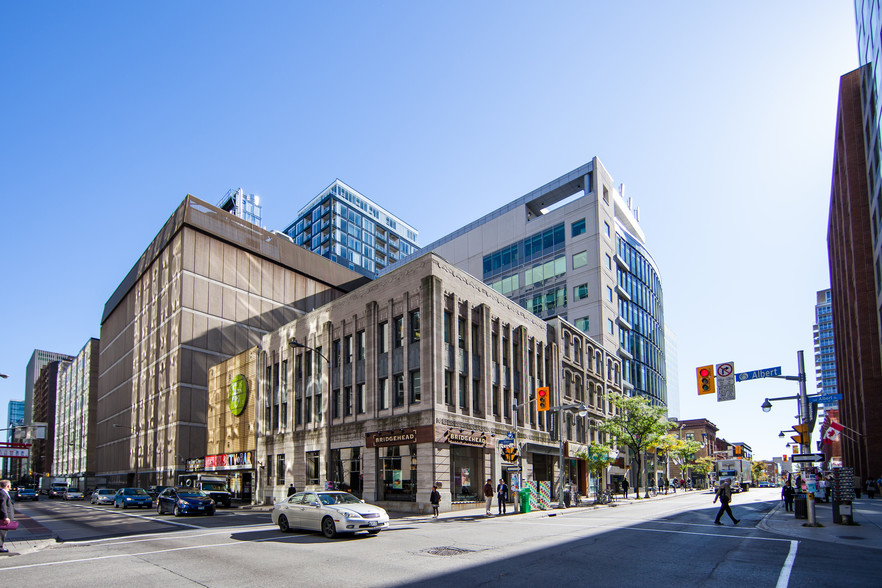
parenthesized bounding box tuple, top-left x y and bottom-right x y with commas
(198, 506, 204, 510)
(369, 521, 377, 526)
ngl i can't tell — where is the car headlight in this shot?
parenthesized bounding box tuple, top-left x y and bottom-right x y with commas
(342, 511, 363, 520)
(125, 497, 132, 501)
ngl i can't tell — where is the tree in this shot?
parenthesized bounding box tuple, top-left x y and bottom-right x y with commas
(598, 393, 673, 498)
(585, 443, 614, 496)
(691, 456, 715, 488)
(670, 439, 703, 485)
(751, 461, 765, 483)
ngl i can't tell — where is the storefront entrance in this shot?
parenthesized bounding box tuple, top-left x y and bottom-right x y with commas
(378, 444, 417, 502)
(228, 471, 253, 503)
(452, 445, 483, 502)
(331, 447, 363, 497)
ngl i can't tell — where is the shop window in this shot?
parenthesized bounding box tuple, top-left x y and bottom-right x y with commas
(331, 447, 362, 497)
(452, 445, 482, 502)
(306, 451, 320, 486)
(379, 444, 417, 502)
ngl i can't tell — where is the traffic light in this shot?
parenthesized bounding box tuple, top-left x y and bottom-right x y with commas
(536, 387, 550, 411)
(696, 365, 716, 395)
(502, 446, 518, 463)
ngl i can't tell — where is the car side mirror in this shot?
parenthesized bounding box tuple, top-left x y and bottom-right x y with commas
(309, 501, 320, 507)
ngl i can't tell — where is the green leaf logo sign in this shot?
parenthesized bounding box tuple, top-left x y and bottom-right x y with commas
(229, 374, 248, 416)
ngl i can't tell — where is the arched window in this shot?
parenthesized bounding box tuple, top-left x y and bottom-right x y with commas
(564, 332, 571, 358)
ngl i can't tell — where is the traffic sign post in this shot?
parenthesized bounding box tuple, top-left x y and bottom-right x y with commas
(716, 362, 736, 402)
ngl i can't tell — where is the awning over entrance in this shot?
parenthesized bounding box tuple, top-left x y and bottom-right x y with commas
(523, 443, 559, 456)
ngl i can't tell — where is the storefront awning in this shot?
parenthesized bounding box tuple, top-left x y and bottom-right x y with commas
(524, 443, 560, 456)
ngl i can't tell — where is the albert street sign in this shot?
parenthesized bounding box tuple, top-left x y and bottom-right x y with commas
(735, 367, 782, 382)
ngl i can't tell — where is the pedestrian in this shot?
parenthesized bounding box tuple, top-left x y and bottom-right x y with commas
(0, 479, 15, 553)
(854, 476, 862, 499)
(867, 477, 877, 499)
(662, 476, 668, 495)
(483, 479, 494, 516)
(782, 484, 794, 512)
(430, 485, 441, 519)
(713, 480, 740, 525)
(496, 478, 509, 515)
(287, 483, 297, 497)
(622, 478, 629, 499)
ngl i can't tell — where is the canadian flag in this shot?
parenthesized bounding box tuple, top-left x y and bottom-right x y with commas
(822, 421, 844, 445)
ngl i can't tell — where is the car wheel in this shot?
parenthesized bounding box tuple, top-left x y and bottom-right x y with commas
(368, 530, 381, 535)
(321, 516, 337, 539)
(278, 515, 290, 533)
(157, 504, 163, 515)
(174, 505, 182, 517)
(121, 502, 127, 510)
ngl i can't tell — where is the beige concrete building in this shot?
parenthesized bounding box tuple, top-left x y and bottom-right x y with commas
(246, 253, 622, 512)
(97, 195, 368, 487)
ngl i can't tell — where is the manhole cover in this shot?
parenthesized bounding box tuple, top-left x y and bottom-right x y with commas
(837, 536, 865, 540)
(423, 546, 473, 556)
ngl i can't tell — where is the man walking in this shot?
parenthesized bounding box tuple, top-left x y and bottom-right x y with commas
(713, 480, 740, 525)
(0, 479, 15, 553)
(483, 479, 494, 516)
(622, 478, 629, 499)
(496, 478, 509, 515)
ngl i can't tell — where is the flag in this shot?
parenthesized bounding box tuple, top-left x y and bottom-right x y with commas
(822, 421, 844, 445)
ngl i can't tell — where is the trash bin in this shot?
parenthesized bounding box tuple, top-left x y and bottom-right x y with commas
(794, 493, 807, 519)
(564, 489, 571, 507)
(520, 487, 532, 513)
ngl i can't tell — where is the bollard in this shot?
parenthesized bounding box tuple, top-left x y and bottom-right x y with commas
(807, 492, 817, 526)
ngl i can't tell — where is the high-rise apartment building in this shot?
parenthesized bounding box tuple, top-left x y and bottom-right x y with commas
(218, 188, 262, 226)
(54, 338, 99, 487)
(283, 180, 419, 277)
(813, 289, 837, 400)
(24, 349, 74, 426)
(387, 158, 666, 408)
(827, 65, 882, 483)
(32, 360, 70, 475)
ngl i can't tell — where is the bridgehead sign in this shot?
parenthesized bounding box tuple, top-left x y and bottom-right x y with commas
(229, 374, 248, 416)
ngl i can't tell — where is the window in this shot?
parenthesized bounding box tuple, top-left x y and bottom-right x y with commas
(356, 330, 365, 360)
(608, 319, 615, 335)
(306, 451, 320, 485)
(409, 370, 421, 404)
(277, 454, 285, 486)
(267, 454, 274, 483)
(606, 286, 614, 302)
(573, 251, 588, 269)
(332, 388, 341, 419)
(606, 254, 612, 270)
(332, 340, 341, 367)
(393, 374, 405, 407)
(315, 393, 322, 422)
(459, 374, 467, 408)
(472, 378, 480, 412)
(295, 398, 303, 425)
(378, 322, 388, 354)
(575, 317, 589, 333)
(458, 317, 466, 349)
(443, 311, 452, 344)
(444, 371, 453, 404)
(571, 219, 586, 237)
(344, 335, 352, 364)
(356, 383, 365, 414)
(344, 386, 353, 417)
(603, 186, 609, 204)
(409, 309, 420, 342)
(604, 221, 611, 237)
(574, 283, 589, 301)
(378, 377, 389, 410)
(393, 316, 404, 348)
(305, 396, 312, 423)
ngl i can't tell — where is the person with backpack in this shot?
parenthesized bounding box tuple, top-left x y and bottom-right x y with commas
(430, 485, 441, 519)
(713, 480, 740, 525)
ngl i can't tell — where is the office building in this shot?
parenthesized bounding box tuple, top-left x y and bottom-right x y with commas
(222, 252, 621, 509)
(827, 65, 882, 483)
(218, 188, 262, 226)
(24, 349, 74, 427)
(97, 194, 369, 487)
(813, 289, 837, 402)
(283, 179, 419, 277)
(664, 326, 680, 419)
(32, 360, 70, 475)
(387, 158, 666, 408)
(54, 338, 100, 488)
(3, 400, 24, 480)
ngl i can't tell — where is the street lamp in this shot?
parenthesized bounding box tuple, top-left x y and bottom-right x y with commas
(289, 337, 331, 490)
(553, 402, 588, 508)
(113, 423, 139, 487)
(0, 373, 9, 379)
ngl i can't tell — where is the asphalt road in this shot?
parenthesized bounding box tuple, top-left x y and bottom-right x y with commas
(0, 489, 876, 587)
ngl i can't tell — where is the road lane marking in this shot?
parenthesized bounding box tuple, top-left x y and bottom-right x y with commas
(776, 540, 798, 588)
(64, 524, 278, 547)
(504, 519, 793, 542)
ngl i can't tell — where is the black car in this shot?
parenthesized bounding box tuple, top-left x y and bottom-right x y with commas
(16, 488, 38, 501)
(156, 487, 215, 516)
(148, 485, 173, 500)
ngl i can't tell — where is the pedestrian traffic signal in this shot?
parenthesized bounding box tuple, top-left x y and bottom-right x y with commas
(696, 365, 716, 395)
(502, 446, 518, 462)
(536, 387, 550, 411)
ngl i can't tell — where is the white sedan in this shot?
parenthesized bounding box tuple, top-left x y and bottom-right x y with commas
(271, 491, 389, 538)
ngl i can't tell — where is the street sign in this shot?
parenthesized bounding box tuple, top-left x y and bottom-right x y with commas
(809, 394, 843, 404)
(793, 453, 825, 463)
(735, 367, 782, 382)
(716, 361, 736, 402)
(497, 438, 514, 446)
(506, 432, 515, 439)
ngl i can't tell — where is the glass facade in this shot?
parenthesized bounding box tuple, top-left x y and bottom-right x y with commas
(814, 289, 837, 401)
(616, 230, 666, 407)
(218, 188, 262, 226)
(283, 180, 418, 276)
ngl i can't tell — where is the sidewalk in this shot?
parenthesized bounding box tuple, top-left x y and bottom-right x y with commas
(1, 508, 58, 556)
(758, 496, 882, 550)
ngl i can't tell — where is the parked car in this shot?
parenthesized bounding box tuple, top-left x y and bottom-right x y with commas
(114, 487, 153, 509)
(15, 488, 38, 501)
(272, 491, 389, 538)
(155, 487, 215, 516)
(148, 485, 173, 500)
(759, 481, 771, 488)
(63, 489, 85, 500)
(90, 488, 116, 505)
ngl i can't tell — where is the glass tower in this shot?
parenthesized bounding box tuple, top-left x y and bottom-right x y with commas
(813, 289, 837, 402)
(284, 180, 418, 277)
(218, 188, 262, 226)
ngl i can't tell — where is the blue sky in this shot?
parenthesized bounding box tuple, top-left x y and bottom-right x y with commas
(0, 2, 858, 460)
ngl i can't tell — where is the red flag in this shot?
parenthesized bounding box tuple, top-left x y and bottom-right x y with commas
(822, 421, 844, 445)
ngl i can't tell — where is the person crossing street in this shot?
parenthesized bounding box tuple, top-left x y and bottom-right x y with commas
(713, 480, 740, 525)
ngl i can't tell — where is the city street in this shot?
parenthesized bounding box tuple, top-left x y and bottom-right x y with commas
(0, 489, 878, 587)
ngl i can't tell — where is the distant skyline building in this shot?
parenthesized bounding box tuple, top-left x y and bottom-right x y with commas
(218, 188, 262, 226)
(54, 338, 99, 486)
(32, 360, 70, 475)
(386, 158, 667, 408)
(283, 179, 419, 277)
(3, 400, 24, 480)
(24, 349, 74, 427)
(827, 65, 882, 484)
(813, 289, 837, 404)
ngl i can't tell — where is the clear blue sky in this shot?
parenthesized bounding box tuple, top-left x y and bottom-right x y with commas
(0, 2, 858, 461)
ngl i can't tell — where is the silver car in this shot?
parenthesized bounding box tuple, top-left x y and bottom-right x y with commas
(271, 491, 389, 538)
(90, 488, 116, 505)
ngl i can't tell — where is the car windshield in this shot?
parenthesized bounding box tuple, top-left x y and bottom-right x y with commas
(123, 488, 149, 496)
(318, 492, 362, 505)
(201, 482, 226, 491)
(178, 491, 207, 498)
(98, 489, 115, 495)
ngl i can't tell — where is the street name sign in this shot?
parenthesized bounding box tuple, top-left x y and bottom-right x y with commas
(497, 438, 514, 446)
(793, 453, 825, 463)
(735, 367, 782, 382)
(809, 394, 843, 404)
(716, 362, 736, 402)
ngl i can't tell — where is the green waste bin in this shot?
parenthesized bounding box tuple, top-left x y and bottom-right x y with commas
(519, 487, 532, 513)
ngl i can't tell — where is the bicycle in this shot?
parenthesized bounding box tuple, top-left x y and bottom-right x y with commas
(595, 489, 613, 505)
(648, 486, 658, 497)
